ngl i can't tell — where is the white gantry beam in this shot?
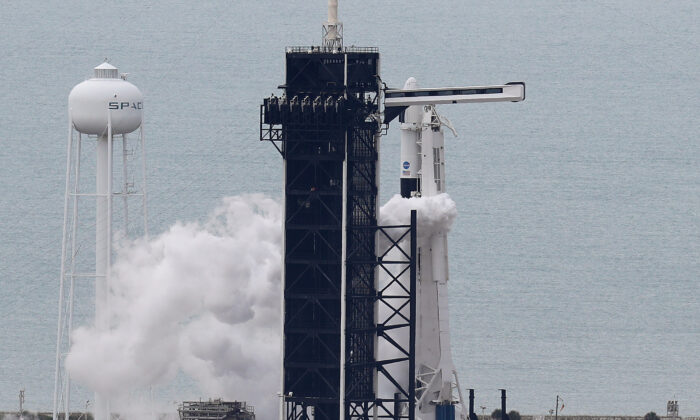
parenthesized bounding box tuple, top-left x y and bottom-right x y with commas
(385, 82, 525, 107)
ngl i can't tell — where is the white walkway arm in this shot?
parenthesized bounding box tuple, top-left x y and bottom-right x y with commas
(385, 82, 525, 107)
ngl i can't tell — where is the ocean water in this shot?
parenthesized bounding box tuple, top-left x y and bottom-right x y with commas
(0, 0, 698, 417)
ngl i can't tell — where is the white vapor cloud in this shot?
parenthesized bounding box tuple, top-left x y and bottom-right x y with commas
(379, 193, 457, 243)
(66, 194, 282, 420)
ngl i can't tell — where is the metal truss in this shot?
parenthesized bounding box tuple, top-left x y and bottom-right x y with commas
(260, 95, 347, 157)
(279, 96, 348, 420)
(345, 212, 416, 420)
(262, 48, 401, 420)
(286, 398, 339, 420)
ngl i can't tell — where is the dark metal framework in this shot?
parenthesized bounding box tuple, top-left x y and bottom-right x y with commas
(261, 48, 416, 420)
(345, 214, 416, 420)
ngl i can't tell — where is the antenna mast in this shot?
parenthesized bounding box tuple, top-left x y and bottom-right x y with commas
(322, 0, 343, 50)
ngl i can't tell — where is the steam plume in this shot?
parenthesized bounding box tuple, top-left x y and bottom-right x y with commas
(66, 194, 282, 420)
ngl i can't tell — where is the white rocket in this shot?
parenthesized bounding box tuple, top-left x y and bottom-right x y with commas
(390, 77, 525, 420)
(398, 77, 463, 420)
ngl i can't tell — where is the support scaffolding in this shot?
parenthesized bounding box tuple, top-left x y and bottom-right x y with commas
(261, 47, 416, 420)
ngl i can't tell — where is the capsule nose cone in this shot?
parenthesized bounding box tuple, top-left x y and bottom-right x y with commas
(403, 77, 418, 90)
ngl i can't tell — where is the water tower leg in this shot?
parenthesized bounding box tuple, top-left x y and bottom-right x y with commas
(54, 124, 74, 420)
(65, 133, 82, 420)
(121, 134, 129, 232)
(139, 126, 148, 237)
(94, 133, 111, 420)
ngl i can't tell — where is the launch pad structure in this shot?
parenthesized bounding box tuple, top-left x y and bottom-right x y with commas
(178, 400, 255, 420)
(261, 45, 418, 420)
(261, 2, 526, 420)
(260, 1, 524, 420)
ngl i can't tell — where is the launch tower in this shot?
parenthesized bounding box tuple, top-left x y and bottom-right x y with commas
(261, 4, 417, 420)
(261, 2, 524, 420)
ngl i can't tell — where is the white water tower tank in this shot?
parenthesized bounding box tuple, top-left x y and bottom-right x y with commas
(68, 62, 143, 135)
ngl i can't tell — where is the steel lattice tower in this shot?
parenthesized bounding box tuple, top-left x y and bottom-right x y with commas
(261, 45, 417, 420)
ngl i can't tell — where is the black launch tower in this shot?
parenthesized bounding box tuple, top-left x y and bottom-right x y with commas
(261, 46, 416, 420)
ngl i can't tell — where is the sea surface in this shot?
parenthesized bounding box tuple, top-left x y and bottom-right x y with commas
(0, 0, 698, 417)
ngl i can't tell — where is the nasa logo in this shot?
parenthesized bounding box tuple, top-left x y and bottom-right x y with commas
(403, 161, 410, 170)
(108, 101, 143, 110)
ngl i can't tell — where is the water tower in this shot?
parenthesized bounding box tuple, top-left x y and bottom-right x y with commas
(53, 61, 148, 420)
